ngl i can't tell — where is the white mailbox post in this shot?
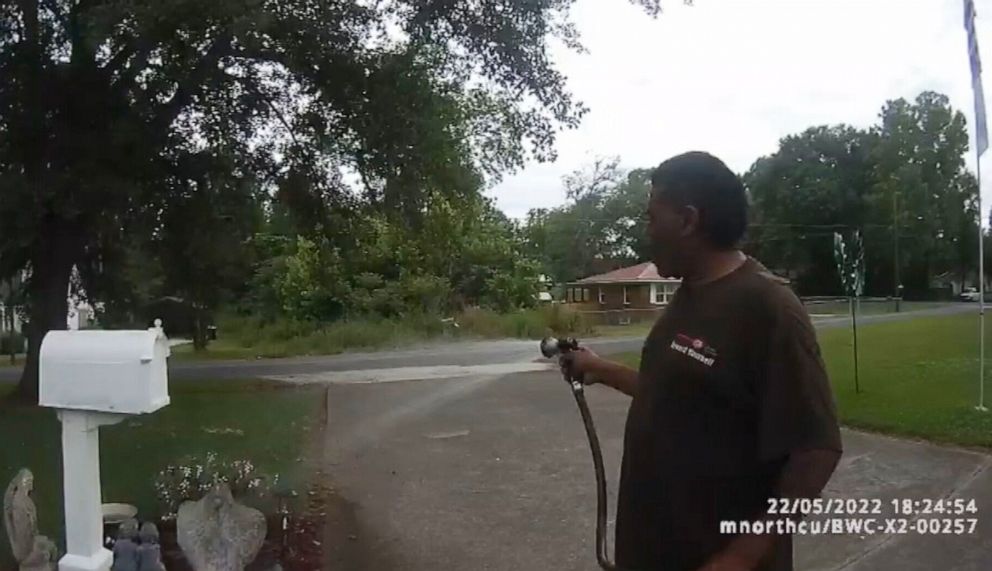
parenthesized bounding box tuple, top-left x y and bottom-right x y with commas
(39, 320, 171, 571)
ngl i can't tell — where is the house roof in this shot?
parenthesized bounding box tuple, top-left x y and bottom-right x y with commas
(571, 262, 680, 285)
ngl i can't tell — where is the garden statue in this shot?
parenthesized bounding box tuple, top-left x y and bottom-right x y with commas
(137, 522, 166, 571)
(111, 518, 140, 571)
(3, 469, 57, 571)
(177, 482, 266, 571)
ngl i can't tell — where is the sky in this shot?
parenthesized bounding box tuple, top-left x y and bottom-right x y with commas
(488, 0, 992, 221)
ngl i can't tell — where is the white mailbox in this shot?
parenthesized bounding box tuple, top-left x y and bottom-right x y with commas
(38, 320, 172, 571)
(39, 320, 170, 414)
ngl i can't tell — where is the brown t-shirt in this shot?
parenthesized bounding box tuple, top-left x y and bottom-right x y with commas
(614, 257, 842, 571)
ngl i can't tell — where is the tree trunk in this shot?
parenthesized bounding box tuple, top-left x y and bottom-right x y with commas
(192, 308, 207, 351)
(16, 232, 77, 403)
(6, 293, 15, 366)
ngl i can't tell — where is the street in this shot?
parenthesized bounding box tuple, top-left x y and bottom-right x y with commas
(0, 302, 975, 384)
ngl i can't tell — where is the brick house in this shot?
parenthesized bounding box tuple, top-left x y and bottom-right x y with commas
(564, 262, 681, 325)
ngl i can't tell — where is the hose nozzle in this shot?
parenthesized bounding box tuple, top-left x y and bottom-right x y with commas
(539, 336, 580, 359)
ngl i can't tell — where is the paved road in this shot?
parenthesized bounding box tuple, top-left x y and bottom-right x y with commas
(0, 302, 975, 383)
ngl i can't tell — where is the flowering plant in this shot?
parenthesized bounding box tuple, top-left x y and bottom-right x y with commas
(153, 452, 279, 519)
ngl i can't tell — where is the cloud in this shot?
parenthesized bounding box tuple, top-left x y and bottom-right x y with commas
(490, 0, 992, 220)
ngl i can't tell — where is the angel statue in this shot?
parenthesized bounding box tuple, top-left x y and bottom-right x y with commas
(3, 469, 57, 571)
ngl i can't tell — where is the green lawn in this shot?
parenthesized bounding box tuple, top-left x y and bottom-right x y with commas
(0, 379, 325, 568)
(591, 322, 655, 338)
(801, 299, 948, 316)
(613, 312, 992, 449)
(169, 341, 266, 361)
(0, 356, 24, 369)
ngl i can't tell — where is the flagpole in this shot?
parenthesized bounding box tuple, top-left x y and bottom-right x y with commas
(979, 151, 987, 412)
(966, 0, 989, 412)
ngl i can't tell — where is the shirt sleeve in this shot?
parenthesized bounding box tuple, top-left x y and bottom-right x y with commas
(756, 295, 843, 463)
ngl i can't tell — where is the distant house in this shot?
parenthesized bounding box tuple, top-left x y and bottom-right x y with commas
(0, 267, 99, 339)
(564, 262, 681, 325)
(0, 302, 25, 335)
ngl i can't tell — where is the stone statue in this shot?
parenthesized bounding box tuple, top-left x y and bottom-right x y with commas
(3, 469, 57, 571)
(111, 518, 140, 571)
(137, 522, 166, 571)
(17, 538, 58, 571)
(177, 482, 266, 571)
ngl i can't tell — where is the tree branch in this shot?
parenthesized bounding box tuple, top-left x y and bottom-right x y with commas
(245, 80, 302, 150)
(108, 41, 153, 91)
(40, 0, 68, 28)
(149, 34, 234, 133)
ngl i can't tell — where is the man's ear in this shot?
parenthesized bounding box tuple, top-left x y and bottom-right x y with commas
(680, 205, 700, 238)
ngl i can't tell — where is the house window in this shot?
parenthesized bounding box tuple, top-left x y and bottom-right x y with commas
(583, 288, 590, 302)
(652, 282, 679, 305)
(623, 286, 630, 305)
(598, 288, 605, 304)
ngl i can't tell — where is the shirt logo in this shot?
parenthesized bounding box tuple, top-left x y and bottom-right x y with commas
(670, 333, 717, 367)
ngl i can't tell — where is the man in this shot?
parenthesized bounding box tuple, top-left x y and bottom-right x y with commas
(562, 152, 843, 571)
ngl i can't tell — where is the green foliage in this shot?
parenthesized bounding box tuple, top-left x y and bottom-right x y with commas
(274, 236, 347, 322)
(480, 264, 542, 313)
(456, 304, 594, 339)
(1, 0, 663, 394)
(200, 305, 592, 359)
(744, 91, 979, 296)
(242, 188, 544, 323)
(522, 158, 653, 285)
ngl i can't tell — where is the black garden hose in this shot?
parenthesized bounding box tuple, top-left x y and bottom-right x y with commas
(567, 376, 617, 571)
(541, 336, 632, 571)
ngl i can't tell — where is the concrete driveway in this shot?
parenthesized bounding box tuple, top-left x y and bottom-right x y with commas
(314, 367, 991, 571)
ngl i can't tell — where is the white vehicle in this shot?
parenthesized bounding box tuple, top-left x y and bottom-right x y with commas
(961, 287, 981, 302)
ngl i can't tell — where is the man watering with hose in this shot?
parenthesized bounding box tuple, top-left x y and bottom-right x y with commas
(560, 152, 843, 571)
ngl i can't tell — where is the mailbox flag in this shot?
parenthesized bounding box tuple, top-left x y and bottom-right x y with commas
(966, 0, 989, 156)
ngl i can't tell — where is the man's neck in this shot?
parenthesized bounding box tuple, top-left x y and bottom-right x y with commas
(684, 249, 747, 286)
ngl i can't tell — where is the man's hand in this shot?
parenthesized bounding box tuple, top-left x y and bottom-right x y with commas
(558, 347, 602, 384)
(558, 347, 640, 396)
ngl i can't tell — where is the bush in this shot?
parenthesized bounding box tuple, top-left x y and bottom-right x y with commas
(0, 332, 24, 354)
(455, 304, 593, 339)
(202, 305, 592, 359)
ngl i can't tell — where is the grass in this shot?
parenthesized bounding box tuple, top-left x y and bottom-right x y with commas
(173, 305, 597, 361)
(591, 322, 656, 338)
(578, 301, 957, 340)
(170, 342, 265, 361)
(612, 312, 992, 449)
(801, 299, 948, 316)
(0, 378, 325, 568)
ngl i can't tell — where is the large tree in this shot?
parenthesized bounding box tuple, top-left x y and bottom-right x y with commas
(522, 159, 655, 285)
(0, 0, 676, 401)
(744, 125, 874, 294)
(867, 91, 976, 294)
(744, 91, 978, 297)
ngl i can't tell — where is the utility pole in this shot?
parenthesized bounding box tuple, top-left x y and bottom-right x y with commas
(893, 190, 901, 312)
